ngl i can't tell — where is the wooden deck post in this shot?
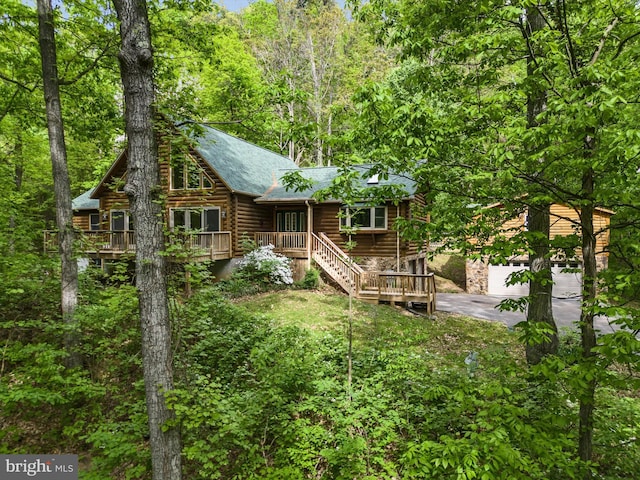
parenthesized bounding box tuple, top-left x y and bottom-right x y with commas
(306, 201, 312, 270)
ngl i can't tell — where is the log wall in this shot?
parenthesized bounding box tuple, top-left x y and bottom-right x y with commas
(95, 139, 235, 233)
(73, 214, 93, 230)
(499, 204, 611, 255)
(313, 201, 417, 259)
(232, 195, 272, 256)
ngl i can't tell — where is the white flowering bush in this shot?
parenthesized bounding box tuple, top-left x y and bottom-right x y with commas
(237, 244, 294, 285)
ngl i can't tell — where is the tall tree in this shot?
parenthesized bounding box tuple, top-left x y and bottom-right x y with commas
(522, 3, 557, 364)
(111, 0, 182, 478)
(243, 0, 309, 162)
(2, 0, 122, 225)
(36, 0, 81, 369)
(242, 0, 391, 165)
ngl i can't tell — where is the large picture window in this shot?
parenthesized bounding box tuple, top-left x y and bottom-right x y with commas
(171, 155, 214, 190)
(170, 208, 220, 232)
(340, 205, 387, 231)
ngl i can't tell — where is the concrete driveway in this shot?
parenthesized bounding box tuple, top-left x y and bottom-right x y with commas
(436, 293, 618, 334)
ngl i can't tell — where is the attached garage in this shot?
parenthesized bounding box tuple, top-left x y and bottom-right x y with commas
(487, 261, 582, 298)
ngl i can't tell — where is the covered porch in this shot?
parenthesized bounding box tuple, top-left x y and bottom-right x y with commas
(254, 231, 309, 258)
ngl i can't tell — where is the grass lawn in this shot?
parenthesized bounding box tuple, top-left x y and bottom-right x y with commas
(237, 288, 525, 367)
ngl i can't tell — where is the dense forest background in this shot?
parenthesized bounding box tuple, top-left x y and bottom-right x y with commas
(1, 0, 640, 478)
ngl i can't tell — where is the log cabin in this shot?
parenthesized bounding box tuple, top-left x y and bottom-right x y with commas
(45, 121, 435, 310)
(466, 202, 613, 297)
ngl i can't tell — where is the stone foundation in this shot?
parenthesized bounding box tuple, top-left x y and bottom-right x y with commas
(290, 258, 309, 282)
(465, 258, 489, 294)
(359, 256, 399, 272)
(596, 255, 608, 272)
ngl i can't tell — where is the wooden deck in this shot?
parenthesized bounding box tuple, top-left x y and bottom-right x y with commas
(45, 229, 436, 311)
(44, 230, 233, 260)
(254, 232, 308, 258)
(359, 272, 436, 312)
(311, 232, 436, 313)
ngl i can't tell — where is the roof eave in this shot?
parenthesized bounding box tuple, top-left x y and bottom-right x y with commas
(255, 197, 318, 205)
(91, 149, 127, 199)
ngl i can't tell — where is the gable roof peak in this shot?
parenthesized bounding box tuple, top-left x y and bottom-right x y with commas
(179, 122, 299, 196)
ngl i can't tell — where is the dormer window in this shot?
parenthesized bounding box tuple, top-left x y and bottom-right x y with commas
(171, 155, 214, 190)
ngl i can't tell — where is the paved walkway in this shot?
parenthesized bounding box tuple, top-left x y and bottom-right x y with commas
(436, 293, 618, 334)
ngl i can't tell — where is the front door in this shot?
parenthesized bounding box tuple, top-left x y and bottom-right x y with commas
(276, 210, 306, 232)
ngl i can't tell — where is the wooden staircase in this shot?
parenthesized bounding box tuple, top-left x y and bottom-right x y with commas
(311, 232, 436, 313)
(311, 232, 363, 294)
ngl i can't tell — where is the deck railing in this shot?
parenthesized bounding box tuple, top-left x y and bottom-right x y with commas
(311, 232, 362, 294)
(360, 271, 436, 312)
(254, 232, 307, 252)
(372, 272, 436, 297)
(168, 231, 233, 259)
(44, 230, 232, 259)
(44, 230, 138, 253)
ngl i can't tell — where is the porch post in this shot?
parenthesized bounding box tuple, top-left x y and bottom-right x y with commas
(396, 205, 401, 272)
(306, 201, 312, 269)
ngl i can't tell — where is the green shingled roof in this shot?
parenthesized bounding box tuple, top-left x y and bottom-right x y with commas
(72, 188, 98, 210)
(73, 122, 418, 209)
(257, 165, 417, 203)
(185, 124, 299, 196)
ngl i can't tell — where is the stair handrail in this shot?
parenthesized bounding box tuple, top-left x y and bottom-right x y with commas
(311, 232, 362, 294)
(315, 232, 365, 274)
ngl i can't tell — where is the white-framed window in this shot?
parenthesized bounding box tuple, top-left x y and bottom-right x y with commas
(111, 210, 133, 231)
(170, 207, 220, 232)
(90, 213, 101, 231)
(340, 205, 387, 231)
(170, 155, 214, 190)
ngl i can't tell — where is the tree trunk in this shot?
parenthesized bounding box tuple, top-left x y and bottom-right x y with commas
(524, 4, 558, 364)
(306, 32, 324, 166)
(8, 131, 24, 255)
(578, 165, 597, 478)
(526, 203, 558, 363)
(111, 0, 182, 478)
(36, 0, 81, 369)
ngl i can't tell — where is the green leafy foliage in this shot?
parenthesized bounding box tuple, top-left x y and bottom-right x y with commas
(215, 243, 294, 297)
(161, 290, 640, 479)
(1, 271, 638, 479)
(297, 267, 320, 289)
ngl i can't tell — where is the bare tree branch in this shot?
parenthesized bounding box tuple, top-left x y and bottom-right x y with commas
(0, 72, 38, 92)
(613, 29, 640, 60)
(59, 38, 117, 86)
(588, 17, 619, 67)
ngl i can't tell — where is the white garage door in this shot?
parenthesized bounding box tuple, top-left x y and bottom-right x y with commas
(488, 261, 582, 298)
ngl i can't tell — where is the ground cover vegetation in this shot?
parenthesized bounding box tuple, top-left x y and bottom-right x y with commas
(1, 257, 639, 479)
(1, 0, 640, 478)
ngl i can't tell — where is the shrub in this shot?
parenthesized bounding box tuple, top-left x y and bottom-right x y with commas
(172, 290, 325, 478)
(298, 267, 320, 289)
(237, 244, 293, 286)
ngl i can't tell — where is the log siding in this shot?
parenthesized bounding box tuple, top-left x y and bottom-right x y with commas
(70, 128, 429, 266)
(313, 200, 419, 259)
(499, 204, 611, 256)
